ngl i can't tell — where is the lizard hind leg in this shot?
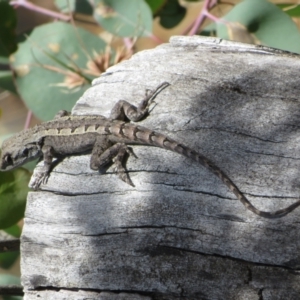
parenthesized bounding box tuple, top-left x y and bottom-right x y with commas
(90, 139, 136, 186)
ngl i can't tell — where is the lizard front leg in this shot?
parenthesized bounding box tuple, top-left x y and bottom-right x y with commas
(110, 82, 170, 122)
(54, 110, 70, 119)
(31, 145, 54, 189)
(90, 137, 136, 186)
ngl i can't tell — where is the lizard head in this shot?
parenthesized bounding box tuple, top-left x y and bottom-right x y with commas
(0, 137, 41, 171)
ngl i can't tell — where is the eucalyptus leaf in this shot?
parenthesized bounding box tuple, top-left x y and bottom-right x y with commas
(3, 224, 21, 238)
(0, 70, 17, 94)
(157, 0, 186, 29)
(55, 0, 93, 15)
(0, 225, 20, 269)
(0, 224, 21, 269)
(216, 0, 300, 53)
(0, 252, 19, 269)
(277, 4, 300, 17)
(0, 56, 9, 64)
(93, 0, 152, 37)
(11, 22, 108, 121)
(0, 2, 17, 57)
(4, 295, 22, 300)
(0, 274, 20, 285)
(146, 0, 165, 14)
(0, 168, 30, 229)
(0, 274, 22, 300)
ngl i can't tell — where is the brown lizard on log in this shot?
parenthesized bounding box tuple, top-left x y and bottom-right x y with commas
(1, 82, 300, 218)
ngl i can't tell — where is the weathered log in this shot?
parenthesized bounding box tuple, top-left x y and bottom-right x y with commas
(22, 36, 300, 300)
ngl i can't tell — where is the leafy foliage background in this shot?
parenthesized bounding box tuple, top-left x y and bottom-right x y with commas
(1, 0, 300, 298)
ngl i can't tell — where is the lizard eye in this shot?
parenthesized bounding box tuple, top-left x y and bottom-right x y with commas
(4, 154, 13, 165)
(22, 148, 29, 156)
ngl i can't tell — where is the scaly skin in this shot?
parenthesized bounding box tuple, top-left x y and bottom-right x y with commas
(1, 82, 300, 218)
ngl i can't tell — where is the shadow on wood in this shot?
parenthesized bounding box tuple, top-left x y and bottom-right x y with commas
(21, 36, 300, 300)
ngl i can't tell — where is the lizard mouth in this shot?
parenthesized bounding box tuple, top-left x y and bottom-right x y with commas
(0, 157, 19, 171)
(0, 153, 38, 171)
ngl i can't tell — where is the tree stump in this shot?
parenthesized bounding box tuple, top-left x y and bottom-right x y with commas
(21, 36, 300, 300)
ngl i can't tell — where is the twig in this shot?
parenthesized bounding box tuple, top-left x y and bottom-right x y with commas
(0, 238, 20, 253)
(187, 0, 227, 36)
(10, 0, 70, 21)
(24, 110, 32, 130)
(0, 285, 24, 296)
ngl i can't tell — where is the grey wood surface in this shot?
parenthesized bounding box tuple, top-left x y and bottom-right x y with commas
(22, 36, 300, 300)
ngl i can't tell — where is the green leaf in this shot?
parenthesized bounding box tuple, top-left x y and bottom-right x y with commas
(4, 296, 23, 300)
(3, 295, 23, 300)
(200, 22, 217, 37)
(0, 168, 30, 229)
(0, 251, 19, 269)
(11, 22, 108, 121)
(145, 0, 165, 14)
(216, 0, 300, 54)
(0, 226, 21, 269)
(0, 2, 17, 57)
(3, 224, 21, 238)
(22, 159, 38, 173)
(93, 0, 152, 37)
(157, 0, 186, 29)
(0, 70, 17, 94)
(0, 134, 13, 145)
(0, 274, 22, 300)
(0, 56, 9, 64)
(0, 274, 20, 285)
(277, 4, 300, 17)
(55, 0, 93, 15)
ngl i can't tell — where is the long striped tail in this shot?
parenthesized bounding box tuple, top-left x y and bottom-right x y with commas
(149, 132, 300, 218)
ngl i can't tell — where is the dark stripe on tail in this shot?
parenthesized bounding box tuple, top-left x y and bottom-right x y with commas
(171, 142, 300, 218)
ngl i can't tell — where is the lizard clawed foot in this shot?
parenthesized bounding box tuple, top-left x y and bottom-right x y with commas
(112, 143, 136, 187)
(109, 82, 170, 122)
(113, 163, 135, 187)
(30, 171, 49, 190)
(125, 146, 138, 159)
(142, 82, 170, 112)
(92, 141, 136, 186)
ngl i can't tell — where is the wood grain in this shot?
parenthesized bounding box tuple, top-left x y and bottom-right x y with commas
(23, 36, 300, 299)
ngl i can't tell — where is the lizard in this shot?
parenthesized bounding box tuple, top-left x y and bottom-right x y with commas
(1, 82, 300, 219)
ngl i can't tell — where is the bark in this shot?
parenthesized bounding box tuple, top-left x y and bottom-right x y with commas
(22, 36, 300, 300)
